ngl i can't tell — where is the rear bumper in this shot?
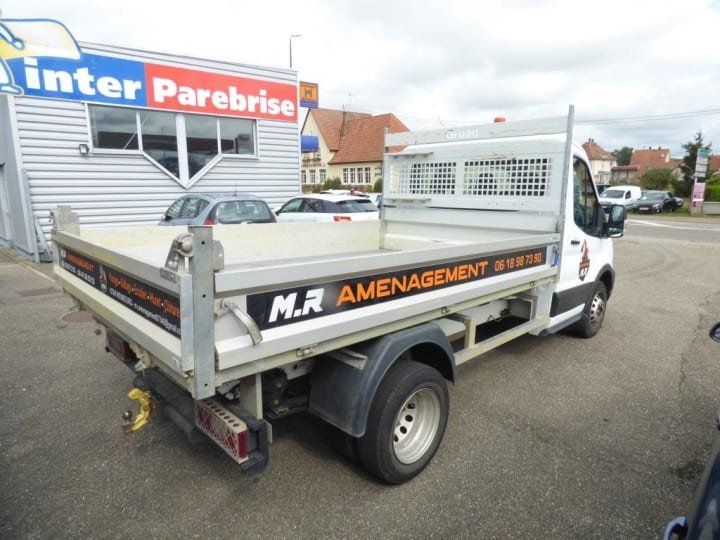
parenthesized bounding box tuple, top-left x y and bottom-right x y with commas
(107, 330, 269, 475)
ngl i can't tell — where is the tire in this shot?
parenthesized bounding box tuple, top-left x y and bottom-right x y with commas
(570, 282, 608, 338)
(357, 361, 449, 484)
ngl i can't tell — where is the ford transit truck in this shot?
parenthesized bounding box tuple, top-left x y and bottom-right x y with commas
(52, 107, 626, 484)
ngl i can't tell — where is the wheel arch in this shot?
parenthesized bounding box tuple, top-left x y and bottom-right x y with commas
(308, 322, 455, 438)
(597, 264, 615, 298)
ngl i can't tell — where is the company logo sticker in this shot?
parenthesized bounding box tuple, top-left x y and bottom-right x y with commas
(247, 247, 547, 330)
(579, 240, 590, 281)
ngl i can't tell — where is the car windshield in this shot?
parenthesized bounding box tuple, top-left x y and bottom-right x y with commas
(602, 189, 625, 199)
(640, 192, 665, 200)
(215, 200, 272, 223)
(335, 199, 378, 213)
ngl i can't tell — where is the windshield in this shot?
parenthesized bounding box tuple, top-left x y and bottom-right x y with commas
(215, 200, 273, 223)
(602, 189, 625, 199)
(335, 199, 378, 213)
(640, 192, 665, 201)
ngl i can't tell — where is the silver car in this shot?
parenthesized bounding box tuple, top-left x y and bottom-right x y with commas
(159, 193, 276, 226)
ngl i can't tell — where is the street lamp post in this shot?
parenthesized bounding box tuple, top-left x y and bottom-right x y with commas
(289, 34, 302, 69)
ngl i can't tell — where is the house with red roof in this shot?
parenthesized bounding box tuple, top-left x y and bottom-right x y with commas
(300, 108, 409, 189)
(581, 139, 616, 183)
(610, 146, 681, 184)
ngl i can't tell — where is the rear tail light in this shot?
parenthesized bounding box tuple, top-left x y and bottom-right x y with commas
(333, 215, 352, 222)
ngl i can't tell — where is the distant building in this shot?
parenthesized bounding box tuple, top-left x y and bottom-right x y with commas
(708, 155, 720, 178)
(581, 138, 616, 183)
(610, 146, 681, 184)
(300, 108, 408, 190)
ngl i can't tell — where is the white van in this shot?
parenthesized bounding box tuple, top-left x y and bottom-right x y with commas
(598, 185, 642, 212)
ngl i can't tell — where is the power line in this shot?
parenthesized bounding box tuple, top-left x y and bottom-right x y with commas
(319, 97, 720, 129)
(576, 108, 720, 125)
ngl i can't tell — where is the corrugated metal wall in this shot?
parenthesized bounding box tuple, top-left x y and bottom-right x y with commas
(12, 43, 300, 239)
(0, 96, 34, 253)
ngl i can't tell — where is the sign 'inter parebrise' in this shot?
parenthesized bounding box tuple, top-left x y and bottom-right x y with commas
(9, 55, 297, 121)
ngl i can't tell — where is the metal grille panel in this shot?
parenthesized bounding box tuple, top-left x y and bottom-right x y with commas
(388, 157, 552, 198)
(390, 161, 457, 195)
(463, 158, 550, 197)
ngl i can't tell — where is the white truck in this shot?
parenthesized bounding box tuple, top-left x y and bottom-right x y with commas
(52, 107, 626, 484)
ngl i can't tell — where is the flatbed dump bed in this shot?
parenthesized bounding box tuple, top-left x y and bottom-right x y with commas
(52, 109, 626, 483)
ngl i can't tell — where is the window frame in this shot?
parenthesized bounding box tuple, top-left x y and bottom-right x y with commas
(86, 104, 258, 188)
(572, 157, 603, 237)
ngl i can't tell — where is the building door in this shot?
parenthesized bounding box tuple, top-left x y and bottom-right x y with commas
(0, 164, 13, 243)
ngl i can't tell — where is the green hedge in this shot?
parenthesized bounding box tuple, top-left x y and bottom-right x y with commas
(706, 184, 720, 202)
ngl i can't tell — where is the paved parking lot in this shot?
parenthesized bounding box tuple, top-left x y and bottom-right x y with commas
(1, 217, 719, 539)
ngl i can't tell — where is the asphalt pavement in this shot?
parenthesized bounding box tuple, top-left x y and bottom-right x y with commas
(1, 217, 719, 539)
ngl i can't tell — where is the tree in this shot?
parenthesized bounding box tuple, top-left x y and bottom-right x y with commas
(678, 131, 712, 196)
(640, 168, 673, 190)
(612, 146, 633, 166)
(322, 177, 342, 190)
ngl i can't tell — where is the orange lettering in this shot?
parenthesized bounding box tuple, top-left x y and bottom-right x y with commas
(357, 281, 376, 302)
(336, 285, 356, 306)
(407, 274, 421, 291)
(376, 278, 391, 298)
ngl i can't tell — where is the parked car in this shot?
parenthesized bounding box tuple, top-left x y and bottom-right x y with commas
(159, 193, 276, 226)
(275, 193, 379, 222)
(663, 323, 720, 540)
(598, 185, 642, 212)
(634, 191, 683, 213)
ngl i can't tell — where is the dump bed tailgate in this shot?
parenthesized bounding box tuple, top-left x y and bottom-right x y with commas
(53, 230, 186, 388)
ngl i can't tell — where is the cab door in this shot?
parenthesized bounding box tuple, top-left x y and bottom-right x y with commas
(553, 156, 611, 321)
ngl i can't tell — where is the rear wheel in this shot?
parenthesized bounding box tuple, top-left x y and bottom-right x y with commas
(357, 361, 449, 484)
(570, 282, 608, 338)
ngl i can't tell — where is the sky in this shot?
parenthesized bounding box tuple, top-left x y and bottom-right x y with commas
(3, 0, 720, 156)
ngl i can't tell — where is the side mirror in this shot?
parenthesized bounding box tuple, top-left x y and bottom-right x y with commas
(711, 322, 720, 343)
(603, 204, 626, 238)
(163, 213, 172, 221)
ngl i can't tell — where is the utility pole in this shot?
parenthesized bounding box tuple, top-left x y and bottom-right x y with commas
(289, 34, 302, 69)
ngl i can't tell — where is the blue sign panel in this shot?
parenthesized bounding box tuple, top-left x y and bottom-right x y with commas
(7, 53, 148, 106)
(301, 135, 319, 153)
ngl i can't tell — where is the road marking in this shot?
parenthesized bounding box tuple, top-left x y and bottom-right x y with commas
(626, 219, 720, 232)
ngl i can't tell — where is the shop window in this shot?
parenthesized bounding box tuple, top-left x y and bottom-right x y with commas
(220, 118, 255, 155)
(87, 105, 257, 187)
(185, 115, 219, 177)
(139, 110, 180, 177)
(89, 105, 139, 150)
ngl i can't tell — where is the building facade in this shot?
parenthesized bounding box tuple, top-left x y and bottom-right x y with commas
(581, 138, 616, 183)
(300, 108, 407, 190)
(0, 40, 300, 260)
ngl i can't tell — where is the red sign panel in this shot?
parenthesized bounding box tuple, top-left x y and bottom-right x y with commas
(144, 63, 297, 121)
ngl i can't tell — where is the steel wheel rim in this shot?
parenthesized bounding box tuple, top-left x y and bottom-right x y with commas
(589, 293, 605, 325)
(392, 387, 441, 465)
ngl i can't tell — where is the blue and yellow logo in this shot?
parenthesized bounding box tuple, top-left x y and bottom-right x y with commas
(0, 18, 80, 96)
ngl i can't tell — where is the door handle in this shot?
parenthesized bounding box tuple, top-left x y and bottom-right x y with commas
(570, 238, 581, 246)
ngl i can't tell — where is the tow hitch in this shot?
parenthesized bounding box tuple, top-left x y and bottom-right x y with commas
(122, 388, 154, 433)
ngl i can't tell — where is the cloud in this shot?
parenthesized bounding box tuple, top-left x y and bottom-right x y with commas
(3, 0, 720, 154)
